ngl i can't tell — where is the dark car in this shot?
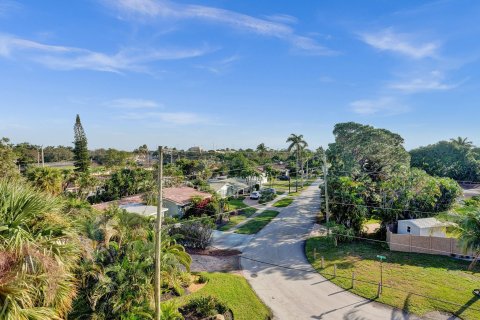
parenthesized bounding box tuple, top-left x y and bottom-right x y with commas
(278, 175, 290, 181)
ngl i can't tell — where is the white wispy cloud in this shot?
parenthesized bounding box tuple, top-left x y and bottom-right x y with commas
(0, 0, 21, 17)
(104, 0, 334, 55)
(0, 33, 212, 72)
(105, 98, 161, 109)
(119, 111, 211, 125)
(359, 29, 439, 59)
(350, 97, 410, 115)
(390, 70, 460, 93)
(195, 54, 241, 75)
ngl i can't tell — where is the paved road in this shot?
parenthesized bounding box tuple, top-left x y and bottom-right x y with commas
(241, 180, 416, 320)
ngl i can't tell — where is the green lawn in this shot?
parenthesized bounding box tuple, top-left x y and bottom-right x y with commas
(269, 178, 316, 195)
(218, 207, 257, 231)
(235, 210, 279, 234)
(273, 197, 294, 208)
(306, 237, 480, 320)
(175, 272, 271, 320)
(226, 198, 248, 210)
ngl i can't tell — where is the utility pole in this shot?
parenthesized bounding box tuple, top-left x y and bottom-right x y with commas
(154, 146, 164, 320)
(41, 146, 44, 167)
(323, 154, 329, 227)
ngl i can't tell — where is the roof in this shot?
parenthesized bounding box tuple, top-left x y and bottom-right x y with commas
(119, 204, 167, 217)
(208, 178, 249, 191)
(163, 187, 211, 205)
(92, 194, 144, 211)
(399, 218, 452, 229)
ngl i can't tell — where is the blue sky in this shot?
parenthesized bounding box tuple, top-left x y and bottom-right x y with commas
(1, 0, 479, 150)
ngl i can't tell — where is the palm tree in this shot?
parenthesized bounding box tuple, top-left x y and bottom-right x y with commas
(457, 210, 480, 270)
(256, 143, 269, 162)
(25, 167, 64, 195)
(0, 179, 79, 319)
(450, 137, 473, 148)
(286, 134, 308, 192)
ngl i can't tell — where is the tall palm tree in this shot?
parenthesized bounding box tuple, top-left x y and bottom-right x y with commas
(286, 134, 308, 192)
(450, 137, 473, 148)
(0, 179, 79, 319)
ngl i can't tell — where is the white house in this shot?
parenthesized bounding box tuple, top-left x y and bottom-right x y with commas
(208, 178, 249, 198)
(397, 218, 452, 238)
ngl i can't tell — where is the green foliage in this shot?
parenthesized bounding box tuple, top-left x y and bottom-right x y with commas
(410, 140, 480, 181)
(169, 216, 215, 249)
(43, 145, 74, 162)
(25, 166, 64, 195)
(73, 115, 90, 172)
(0, 179, 80, 319)
(325, 221, 355, 245)
(181, 296, 228, 318)
(100, 168, 154, 201)
(70, 206, 191, 319)
(456, 209, 480, 270)
(259, 191, 277, 204)
(326, 123, 461, 232)
(0, 137, 20, 180)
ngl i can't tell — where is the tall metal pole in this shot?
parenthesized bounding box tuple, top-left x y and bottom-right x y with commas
(155, 146, 164, 320)
(323, 154, 329, 227)
(41, 146, 44, 167)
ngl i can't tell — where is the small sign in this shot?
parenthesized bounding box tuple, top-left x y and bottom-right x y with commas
(376, 255, 387, 260)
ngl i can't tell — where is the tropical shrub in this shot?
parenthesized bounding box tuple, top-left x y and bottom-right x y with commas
(169, 217, 214, 249)
(180, 296, 229, 319)
(0, 179, 80, 319)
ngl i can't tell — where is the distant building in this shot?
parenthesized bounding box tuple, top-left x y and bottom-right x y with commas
(187, 146, 203, 153)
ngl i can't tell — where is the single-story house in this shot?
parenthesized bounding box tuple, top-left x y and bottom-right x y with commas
(163, 186, 212, 217)
(208, 178, 249, 198)
(397, 218, 453, 238)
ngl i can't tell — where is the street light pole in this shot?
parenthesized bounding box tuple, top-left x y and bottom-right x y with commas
(155, 146, 164, 320)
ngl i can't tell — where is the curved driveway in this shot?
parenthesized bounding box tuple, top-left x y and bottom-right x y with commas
(241, 180, 417, 320)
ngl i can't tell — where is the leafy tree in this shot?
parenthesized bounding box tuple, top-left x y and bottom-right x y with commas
(0, 179, 79, 319)
(25, 167, 64, 195)
(0, 137, 20, 180)
(73, 114, 90, 172)
(325, 123, 461, 233)
(13, 142, 39, 166)
(264, 164, 280, 188)
(43, 145, 74, 162)
(410, 140, 480, 181)
(286, 133, 308, 191)
(100, 168, 154, 201)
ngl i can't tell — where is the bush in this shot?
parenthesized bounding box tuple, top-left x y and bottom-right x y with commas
(181, 296, 228, 318)
(169, 216, 214, 249)
(259, 192, 277, 204)
(325, 222, 355, 246)
(196, 274, 208, 284)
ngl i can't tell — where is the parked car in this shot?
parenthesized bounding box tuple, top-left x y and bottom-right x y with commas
(278, 175, 290, 181)
(250, 191, 261, 200)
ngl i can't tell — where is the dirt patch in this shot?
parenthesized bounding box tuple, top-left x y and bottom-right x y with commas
(187, 281, 206, 294)
(188, 249, 241, 273)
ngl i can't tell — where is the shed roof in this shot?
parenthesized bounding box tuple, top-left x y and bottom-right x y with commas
(399, 218, 452, 229)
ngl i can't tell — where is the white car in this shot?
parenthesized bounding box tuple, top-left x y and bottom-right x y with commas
(250, 191, 261, 200)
